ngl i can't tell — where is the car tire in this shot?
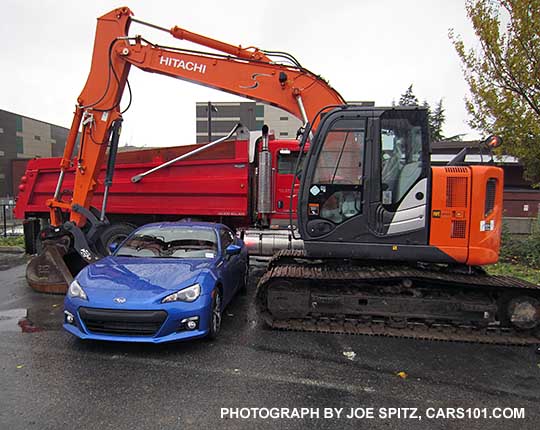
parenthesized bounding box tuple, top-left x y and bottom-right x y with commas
(207, 289, 222, 340)
(239, 262, 249, 296)
(96, 223, 135, 256)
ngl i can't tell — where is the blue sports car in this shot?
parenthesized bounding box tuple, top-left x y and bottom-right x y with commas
(63, 221, 249, 343)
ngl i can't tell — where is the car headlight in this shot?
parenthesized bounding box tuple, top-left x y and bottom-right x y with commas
(68, 280, 88, 301)
(162, 283, 201, 303)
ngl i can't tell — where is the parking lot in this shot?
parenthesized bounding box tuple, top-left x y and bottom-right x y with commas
(1, 257, 539, 429)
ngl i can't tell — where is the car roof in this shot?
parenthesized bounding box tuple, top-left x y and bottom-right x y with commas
(134, 220, 228, 231)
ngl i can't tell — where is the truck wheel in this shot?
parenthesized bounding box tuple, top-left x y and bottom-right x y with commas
(97, 223, 135, 256)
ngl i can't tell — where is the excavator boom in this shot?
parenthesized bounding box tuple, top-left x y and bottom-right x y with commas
(54, 6, 343, 229)
(27, 6, 344, 292)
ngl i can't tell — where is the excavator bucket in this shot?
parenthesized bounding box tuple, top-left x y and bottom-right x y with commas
(26, 236, 74, 294)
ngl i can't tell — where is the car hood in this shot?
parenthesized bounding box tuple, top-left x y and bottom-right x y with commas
(76, 256, 215, 302)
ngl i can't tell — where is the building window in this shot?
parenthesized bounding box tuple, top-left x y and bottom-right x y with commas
(16, 136, 24, 153)
(34, 135, 41, 141)
(279, 132, 289, 137)
(255, 105, 264, 117)
(16, 116, 22, 132)
(0, 127, 4, 133)
(280, 116, 289, 121)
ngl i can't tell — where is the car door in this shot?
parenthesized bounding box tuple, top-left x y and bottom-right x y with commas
(218, 227, 240, 304)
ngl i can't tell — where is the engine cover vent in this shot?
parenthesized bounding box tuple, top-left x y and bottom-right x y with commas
(451, 220, 467, 238)
(445, 167, 469, 174)
(485, 178, 497, 216)
(446, 177, 468, 208)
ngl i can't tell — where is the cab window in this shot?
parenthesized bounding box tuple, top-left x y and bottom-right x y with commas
(278, 151, 306, 175)
(380, 112, 424, 208)
(313, 120, 365, 185)
(277, 151, 301, 174)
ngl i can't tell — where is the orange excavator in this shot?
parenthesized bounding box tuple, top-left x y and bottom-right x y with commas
(27, 7, 539, 344)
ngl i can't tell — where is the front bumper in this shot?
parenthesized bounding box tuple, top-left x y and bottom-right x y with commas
(63, 294, 212, 343)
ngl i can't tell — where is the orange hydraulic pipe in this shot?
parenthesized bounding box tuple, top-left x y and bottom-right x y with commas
(170, 26, 271, 62)
(59, 107, 83, 171)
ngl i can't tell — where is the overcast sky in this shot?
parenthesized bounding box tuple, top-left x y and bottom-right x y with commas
(2, 0, 481, 147)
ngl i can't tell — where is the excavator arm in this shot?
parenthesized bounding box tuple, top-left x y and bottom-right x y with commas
(51, 6, 344, 229)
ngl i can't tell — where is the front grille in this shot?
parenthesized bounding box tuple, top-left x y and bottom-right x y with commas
(79, 307, 167, 336)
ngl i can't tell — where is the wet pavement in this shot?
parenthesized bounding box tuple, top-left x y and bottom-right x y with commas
(0, 246, 27, 271)
(1, 259, 540, 429)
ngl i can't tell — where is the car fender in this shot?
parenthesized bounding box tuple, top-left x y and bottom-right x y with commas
(196, 268, 219, 297)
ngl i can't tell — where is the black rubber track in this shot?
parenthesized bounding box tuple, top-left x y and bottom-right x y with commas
(256, 250, 540, 346)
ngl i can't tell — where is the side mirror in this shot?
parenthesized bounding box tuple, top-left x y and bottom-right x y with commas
(108, 242, 119, 254)
(225, 244, 242, 256)
(483, 135, 502, 149)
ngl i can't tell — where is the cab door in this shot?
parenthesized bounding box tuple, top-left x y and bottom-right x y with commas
(273, 149, 302, 219)
(300, 114, 369, 240)
(371, 109, 430, 243)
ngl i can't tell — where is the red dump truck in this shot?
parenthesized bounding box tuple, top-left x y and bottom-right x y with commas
(15, 129, 304, 257)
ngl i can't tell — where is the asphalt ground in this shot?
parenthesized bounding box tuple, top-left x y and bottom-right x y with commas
(0, 255, 539, 429)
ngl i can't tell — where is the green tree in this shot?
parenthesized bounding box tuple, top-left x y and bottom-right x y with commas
(450, 0, 540, 184)
(400, 86, 447, 141)
(430, 99, 446, 141)
(422, 99, 434, 137)
(399, 84, 419, 106)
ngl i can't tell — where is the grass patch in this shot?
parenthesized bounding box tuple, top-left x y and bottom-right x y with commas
(492, 223, 540, 284)
(0, 235, 24, 247)
(485, 262, 540, 285)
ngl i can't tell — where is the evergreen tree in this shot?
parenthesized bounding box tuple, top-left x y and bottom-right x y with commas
(430, 99, 446, 142)
(422, 100, 434, 139)
(399, 88, 447, 141)
(399, 85, 419, 106)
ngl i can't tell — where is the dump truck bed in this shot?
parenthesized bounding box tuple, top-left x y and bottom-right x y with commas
(15, 139, 252, 225)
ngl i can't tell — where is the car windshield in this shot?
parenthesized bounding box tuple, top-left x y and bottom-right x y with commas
(116, 226, 218, 259)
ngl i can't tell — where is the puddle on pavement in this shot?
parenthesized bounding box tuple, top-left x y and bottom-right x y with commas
(0, 306, 61, 333)
(0, 309, 39, 332)
(0, 252, 28, 271)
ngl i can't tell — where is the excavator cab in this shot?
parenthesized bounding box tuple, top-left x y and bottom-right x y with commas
(298, 106, 433, 260)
